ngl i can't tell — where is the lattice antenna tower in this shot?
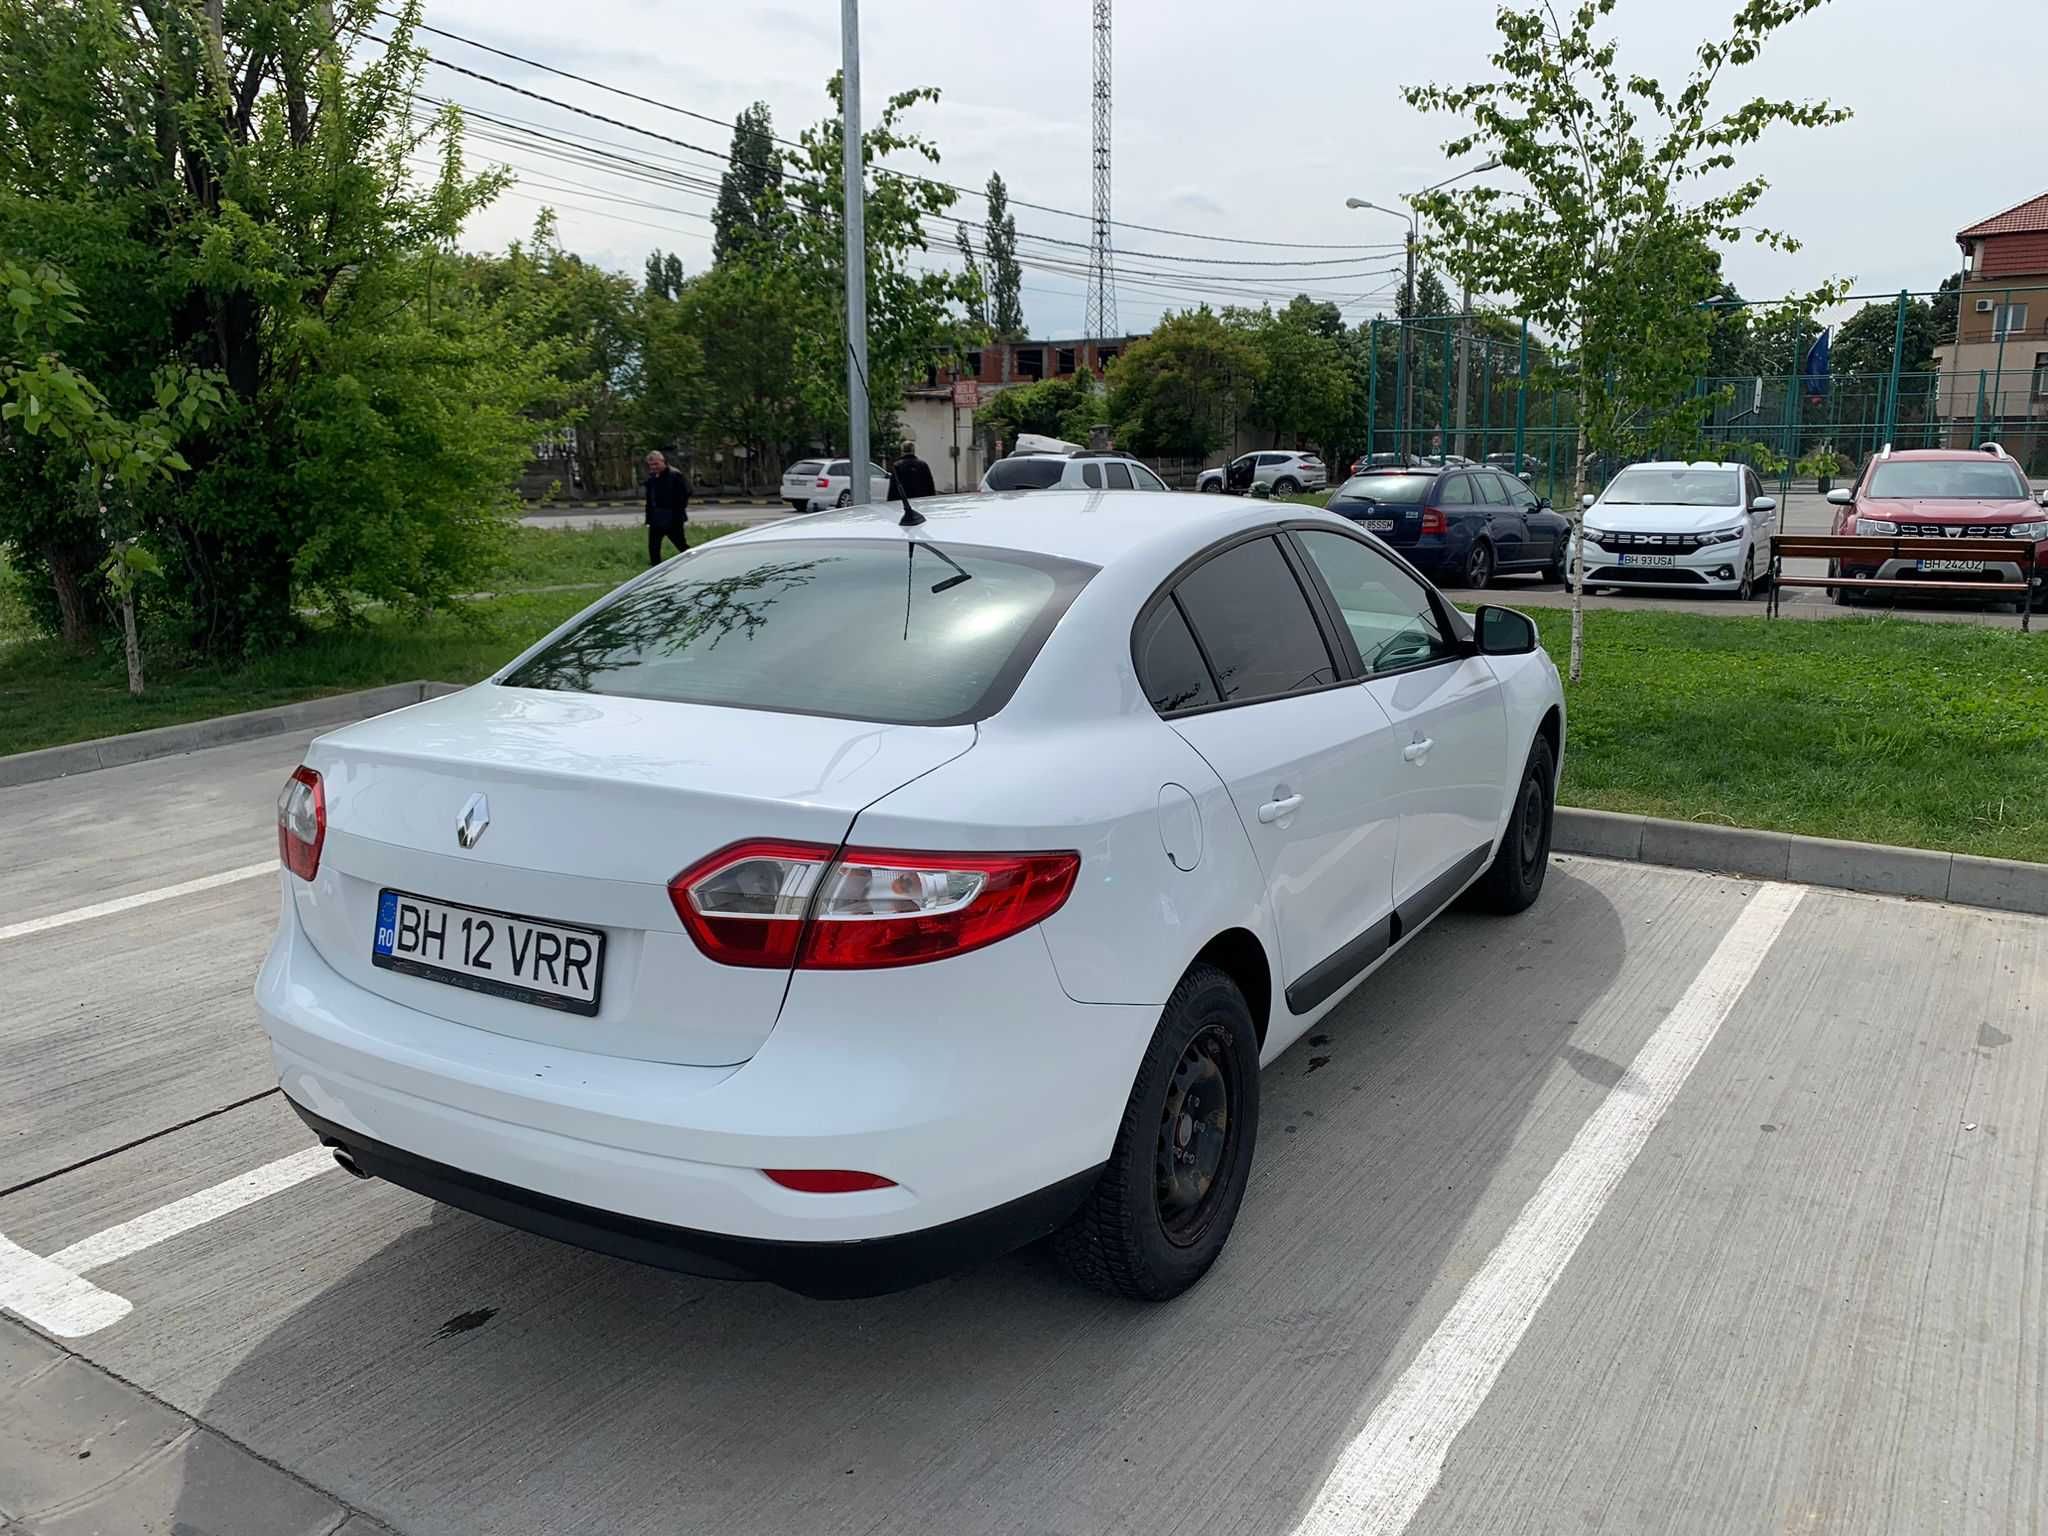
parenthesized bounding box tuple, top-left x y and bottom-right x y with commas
(1085, 0, 1117, 340)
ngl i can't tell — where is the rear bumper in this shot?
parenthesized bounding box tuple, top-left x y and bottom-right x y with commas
(291, 1098, 1099, 1298)
(256, 893, 1146, 1287)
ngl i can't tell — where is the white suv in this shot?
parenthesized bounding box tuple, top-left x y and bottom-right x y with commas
(980, 452, 1171, 493)
(1197, 451, 1329, 496)
(1573, 461, 1779, 600)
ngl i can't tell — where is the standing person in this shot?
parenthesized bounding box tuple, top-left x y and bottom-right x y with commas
(886, 440, 937, 501)
(643, 450, 690, 566)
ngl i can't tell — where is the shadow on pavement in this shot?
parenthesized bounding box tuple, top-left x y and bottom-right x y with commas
(177, 869, 1626, 1536)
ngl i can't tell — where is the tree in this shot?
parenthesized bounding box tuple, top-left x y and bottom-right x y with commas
(1108, 307, 1266, 459)
(713, 103, 781, 265)
(1831, 295, 1939, 381)
(983, 173, 1025, 340)
(0, 0, 544, 654)
(975, 373, 1106, 447)
(1405, 0, 1850, 680)
(763, 74, 978, 445)
(1930, 272, 1962, 346)
(674, 259, 809, 490)
(1231, 298, 1352, 451)
(644, 249, 686, 301)
(955, 223, 988, 332)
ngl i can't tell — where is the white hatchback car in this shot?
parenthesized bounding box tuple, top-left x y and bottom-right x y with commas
(260, 493, 1564, 1301)
(1573, 460, 1779, 599)
(779, 457, 890, 512)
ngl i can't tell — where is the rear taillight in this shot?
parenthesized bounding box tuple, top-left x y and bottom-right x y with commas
(1421, 507, 1447, 535)
(669, 841, 1080, 970)
(276, 766, 325, 881)
(816, 477, 832, 488)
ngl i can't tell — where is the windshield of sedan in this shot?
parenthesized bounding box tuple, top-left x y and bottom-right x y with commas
(1600, 467, 1740, 507)
(1334, 474, 1433, 505)
(1865, 461, 2031, 500)
(502, 538, 1094, 725)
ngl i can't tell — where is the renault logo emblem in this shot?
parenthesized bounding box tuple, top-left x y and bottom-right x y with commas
(456, 792, 490, 849)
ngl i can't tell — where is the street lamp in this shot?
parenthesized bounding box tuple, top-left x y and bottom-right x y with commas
(1344, 157, 1500, 460)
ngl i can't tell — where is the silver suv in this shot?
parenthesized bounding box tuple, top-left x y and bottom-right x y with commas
(1196, 451, 1329, 495)
(980, 453, 1172, 493)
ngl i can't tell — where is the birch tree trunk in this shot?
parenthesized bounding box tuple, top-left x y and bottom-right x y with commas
(120, 589, 144, 697)
(1567, 379, 1591, 684)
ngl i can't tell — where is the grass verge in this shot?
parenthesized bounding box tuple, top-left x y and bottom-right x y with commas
(4, 529, 2045, 864)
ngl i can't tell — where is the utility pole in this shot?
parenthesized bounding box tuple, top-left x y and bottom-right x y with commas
(841, 0, 871, 501)
(1453, 282, 1472, 459)
(1401, 228, 1416, 459)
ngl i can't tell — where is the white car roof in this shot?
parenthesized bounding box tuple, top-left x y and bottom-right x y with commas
(724, 489, 1325, 571)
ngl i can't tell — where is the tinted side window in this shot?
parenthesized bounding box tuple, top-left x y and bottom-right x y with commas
(1173, 538, 1337, 704)
(827, 461, 851, 476)
(1133, 465, 1168, 491)
(985, 457, 1069, 491)
(1295, 530, 1457, 675)
(1440, 473, 1475, 506)
(1133, 600, 1218, 714)
(1105, 462, 1134, 490)
(1473, 473, 1505, 505)
(1082, 462, 1102, 489)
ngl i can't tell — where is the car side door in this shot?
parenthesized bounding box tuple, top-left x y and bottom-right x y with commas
(1149, 533, 1404, 1016)
(1476, 472, 1527, 565)
(1437, 472, 1481, 553)
(1503, 473, 1562, 566)
(1290, 527, 1510, 924)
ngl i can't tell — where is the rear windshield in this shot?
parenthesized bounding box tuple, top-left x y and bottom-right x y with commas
(501, 538, 1095, 726)
(1866, 461, 2031, 500)
(788, 460, 825, 477)
(1335, 474, 1433, 505)
(1601, 466, 1739, 506)
(985, 457, 1070, 491)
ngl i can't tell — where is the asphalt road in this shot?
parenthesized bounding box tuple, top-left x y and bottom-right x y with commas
(4, 732, 2045, 1535)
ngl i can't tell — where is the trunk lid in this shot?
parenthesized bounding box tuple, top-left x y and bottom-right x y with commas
(294, 685, 974, 1065)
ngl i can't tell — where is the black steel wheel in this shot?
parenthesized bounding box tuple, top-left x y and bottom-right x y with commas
(1056, 963, 1260, 1301)
(1474, 733, 1555, 915)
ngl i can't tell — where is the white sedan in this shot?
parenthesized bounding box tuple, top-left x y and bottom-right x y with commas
(260, 492, 1565, 1301)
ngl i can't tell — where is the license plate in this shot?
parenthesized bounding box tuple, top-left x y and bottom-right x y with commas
(373, 890, 604, 1015)
(1365, 518, 1397, 532)
(1916, 559, 1982, 573)
(1618, 553, 1678, 567)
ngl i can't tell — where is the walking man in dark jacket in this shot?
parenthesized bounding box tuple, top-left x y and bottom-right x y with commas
(886, 441, 937, 502)
(643, 450, 690, 565)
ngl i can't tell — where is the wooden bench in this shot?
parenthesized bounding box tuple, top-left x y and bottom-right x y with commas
(1769, 534, 2036, 631)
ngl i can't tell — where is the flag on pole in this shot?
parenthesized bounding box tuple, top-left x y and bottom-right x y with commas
(1803, 328, 1831, 400)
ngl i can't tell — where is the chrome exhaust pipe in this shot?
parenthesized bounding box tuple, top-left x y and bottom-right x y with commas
(330, 1146, 372, 1180)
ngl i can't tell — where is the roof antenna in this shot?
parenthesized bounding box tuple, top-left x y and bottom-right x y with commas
(898, 489, 925, 527)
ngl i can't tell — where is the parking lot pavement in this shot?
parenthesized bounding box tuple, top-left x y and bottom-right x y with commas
(4, 734, 2045, 1534)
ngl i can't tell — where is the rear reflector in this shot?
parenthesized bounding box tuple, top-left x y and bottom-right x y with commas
(276, 766, 325, 881)
(763, 1169, 896, 1193)
(670, 841, 1080, 970)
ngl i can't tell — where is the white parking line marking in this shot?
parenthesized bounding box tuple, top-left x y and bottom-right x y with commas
(0, 1235, 133, 1338)
(2, 1145, 337, 1339)
(49, 1146, 337, 1273)
(1293, 880, 1806, 1536)
(0, 861, 275, 944)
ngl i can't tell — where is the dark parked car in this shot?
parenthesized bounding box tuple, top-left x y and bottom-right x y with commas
(1484, 451, 1543, 477)
(1328, 464, 1570, 589)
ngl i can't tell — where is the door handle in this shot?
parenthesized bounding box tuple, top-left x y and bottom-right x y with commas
(1402, 737, 1435, 763)
(1257, 794, 1303, 824)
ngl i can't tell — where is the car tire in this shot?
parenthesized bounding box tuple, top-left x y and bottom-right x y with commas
(1274, 477, 1300, 496)
(787, 500, 808, 514)
(1474, 734, 1555, 915)
(835, 489, 852, 508)
(1200, 479, 1221, 494)
(1734, 550, 1756, 601)
(1459, 539, 1495, 590)
(1055, 963, 1260, 1302)
(1541, 541, 1567, 584)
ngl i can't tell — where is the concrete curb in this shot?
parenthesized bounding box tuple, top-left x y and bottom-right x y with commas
(1554, 806, 2048, 917)
(0, 680, 464, 790)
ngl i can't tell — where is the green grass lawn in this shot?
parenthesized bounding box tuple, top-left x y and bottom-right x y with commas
(4, 524, 2046, 863)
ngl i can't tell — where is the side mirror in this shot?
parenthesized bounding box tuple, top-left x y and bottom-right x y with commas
(1750, 496, 1777, 513)
(1826, 488, 1854, 506)
(1579, 493, 1596, 510)
(1518, 471, 1534, 484)
(1475, 605, 1539, 657)
(1535, 496, 1552, 511)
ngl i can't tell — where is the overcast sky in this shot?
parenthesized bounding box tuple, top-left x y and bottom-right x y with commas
(406, 0, 2045, 336)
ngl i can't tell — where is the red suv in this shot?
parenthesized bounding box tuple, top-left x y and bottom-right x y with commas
(1828, 445, 2048, 607)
